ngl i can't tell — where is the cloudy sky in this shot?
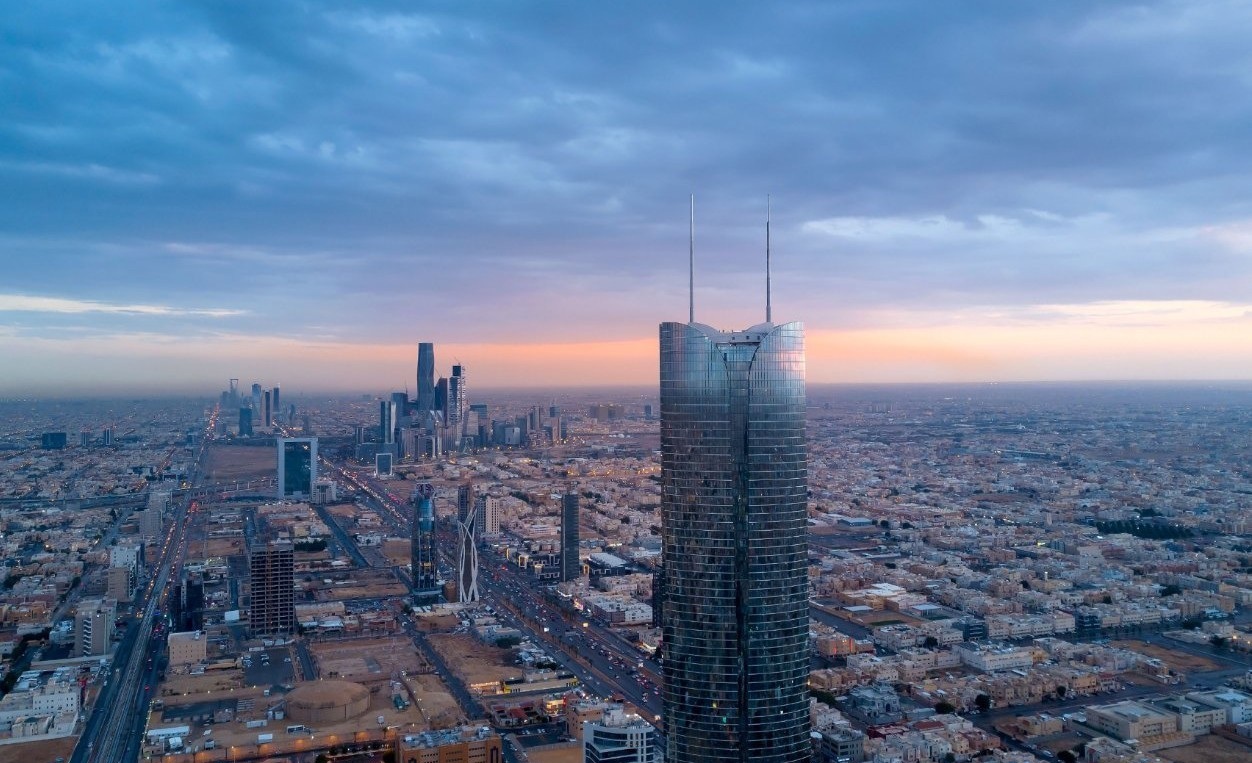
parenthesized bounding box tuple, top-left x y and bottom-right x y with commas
(4, 1, 1252, 395)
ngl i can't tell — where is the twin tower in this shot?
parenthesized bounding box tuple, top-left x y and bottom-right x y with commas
(657, 199, 809, 762)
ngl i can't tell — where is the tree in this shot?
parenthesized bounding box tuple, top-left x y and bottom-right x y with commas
(879, 520, 890, 529)
(315, 755, 329, 763)
(1055, 685, 1067, 699)
(923, 636, 939, 649)
(934, 701, 957, 715)
(975, 694, 991, 713)
(1058, 751, 1077, 763)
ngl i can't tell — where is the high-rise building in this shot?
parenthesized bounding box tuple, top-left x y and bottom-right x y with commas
(583, 706, 658, 763)
(411, 483, 439, 596)
(380, 400, 396, 445)
(658, 317, 809, 763)
(249, 542, 294, 635)
(477, 495, 500, 535)
(239, 407, 253, 436)
(456, 482, 479, 603)
(434, 377, 448, 417)
(277, 438, 318, 498)
(263, 389, 272, 427)
(272, 384, 281, 423)
(416, 342, 436, 413)
(561, 492, 581, 582)
(251, 382, 262, 417)
(448, 364, 467, 445)
(76, 598, 116, 656)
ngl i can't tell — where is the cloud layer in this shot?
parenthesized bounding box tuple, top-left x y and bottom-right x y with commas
(3, 1, 1252, 392)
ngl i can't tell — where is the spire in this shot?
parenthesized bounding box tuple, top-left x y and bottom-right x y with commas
(689, 194, 695, 324)
(766, 195, 772, 324)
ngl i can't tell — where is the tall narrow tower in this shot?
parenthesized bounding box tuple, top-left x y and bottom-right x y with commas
(416, 343, 436, 413)
(411, 483, 439, 598)
(658, 320, 808, 755)
(561, 491, 581, 582)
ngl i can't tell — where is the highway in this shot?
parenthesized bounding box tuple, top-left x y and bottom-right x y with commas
(71, 409, 215, 763)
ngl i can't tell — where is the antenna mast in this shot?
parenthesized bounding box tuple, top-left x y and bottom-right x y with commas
(689, 194, 695, 324)
(766, 195, 772, 324)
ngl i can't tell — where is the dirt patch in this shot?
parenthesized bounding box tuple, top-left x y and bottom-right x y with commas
(428, 633, 522, 685)
(526, 742, 584, 763)
(383, 539, 411, 567)
(407, 673, 466, 729)
(204, 445, 276, 481)
(1159, 734, 1252, 763)
(0, 735, 78, 763)
(1112, 640, 1221, 672)
(309, 636, 429, 682)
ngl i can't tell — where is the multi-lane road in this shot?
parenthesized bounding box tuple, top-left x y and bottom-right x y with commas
(71, 411, 214, 763)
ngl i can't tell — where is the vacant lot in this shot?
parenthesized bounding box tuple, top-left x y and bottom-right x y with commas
(428, 632, 521, 685)
(0, 736, 77, 763)
(1160, 734, 1252, 763)
(408, 673, 465, 729)
(204, 444, 275, 481)
(311, 636, 428, 681)
(1112, 640, 1221, 672)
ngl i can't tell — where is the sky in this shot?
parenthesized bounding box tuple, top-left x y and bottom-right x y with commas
(4, 1, 1252, 395)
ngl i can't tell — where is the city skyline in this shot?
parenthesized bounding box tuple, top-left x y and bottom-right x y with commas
(6, 2, 1252, 395)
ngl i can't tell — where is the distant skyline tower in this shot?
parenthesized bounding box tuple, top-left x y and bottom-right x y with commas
(416, 342, 435, 413)
(263, 389, 272, 427)
(658, 202, 809, 763)
(272, 383, 281, 423)
(410, 483, 439, 597)
(561, 491, 580, 582)
(456, 482, 480, 603)
(239, 407, 253, 437)
(448, 364, 467, 446)
(380, 399, 396, 444)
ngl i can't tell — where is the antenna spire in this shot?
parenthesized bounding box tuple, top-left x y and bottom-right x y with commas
(766, 195, 772, 324)
(689, 194, 695, 324)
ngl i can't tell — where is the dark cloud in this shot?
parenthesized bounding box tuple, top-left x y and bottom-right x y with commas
(3, 0, 1252, 346)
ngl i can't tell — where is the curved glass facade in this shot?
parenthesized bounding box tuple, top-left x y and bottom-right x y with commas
(659, 320, 809, 763)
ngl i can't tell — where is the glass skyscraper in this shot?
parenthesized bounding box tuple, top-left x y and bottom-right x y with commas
(658, 319, 808, 763)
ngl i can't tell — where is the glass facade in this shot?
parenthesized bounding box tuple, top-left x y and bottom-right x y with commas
(278, 437, 317, 498)
(659, 320, 809, 763)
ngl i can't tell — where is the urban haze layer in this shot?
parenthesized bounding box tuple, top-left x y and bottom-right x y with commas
(0, 350, 1250, 763)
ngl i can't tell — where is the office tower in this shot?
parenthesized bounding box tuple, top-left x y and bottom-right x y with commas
(252, 382, 262, 414)
(40, 432, 67, 450)
(411, 483, 439, 595)
(101, 427, 114, 447)
(272, 384, 281, 423)
(477, 495, 500, 535)
(448, 364, 466, 441)
(107, 566, 133, 603)
(561, 492, 581, 582)
(76, 599, 117, 656)
(434, 377, 448, 417)
(173, 575, 205, 632)
(584, 707, 658, 763)
(658, 316, 808, 763)
(376, 452, 394, 477)
(416, 342, 436, 413)
(456, 482, 479, 603)
(249, 542, 295, 635)
(380, 400, 396, 444)
(277, 437, 318, 498)
(80, 430, 91, 447)
(239, 407, 253, 436)
(263, 389, 272, 427)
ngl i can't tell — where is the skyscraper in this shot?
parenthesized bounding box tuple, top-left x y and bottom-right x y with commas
(272, 383, 281, 424)
(239, 407, 253, 437)
(658, 317, 808, 763)
(448, 364, 467, 447)
(561, 492, 581, 582)
(411, 483, 439, 597)
(380, 399, 396, 445)
(263, 389, 272, 427)
(417, 342, 436, 413)
(277, 437, 318, 498)
(456, 482, 479, 603)
(249, 542, 295, 635)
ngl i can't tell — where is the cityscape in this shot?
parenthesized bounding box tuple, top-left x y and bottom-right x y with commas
(4, 3, 1252, 763)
